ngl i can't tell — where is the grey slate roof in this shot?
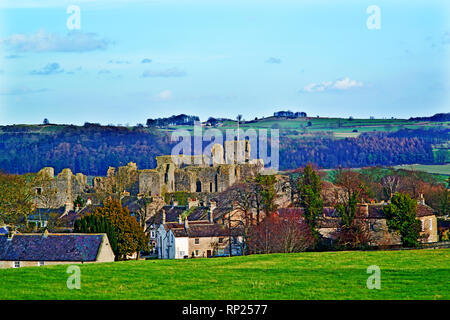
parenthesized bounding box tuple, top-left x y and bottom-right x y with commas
(0, 233, 106, 262)
(151, 205, 211, 224)
(170, 224, 231, 238)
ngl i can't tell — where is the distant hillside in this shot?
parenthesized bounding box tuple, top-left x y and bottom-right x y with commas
(0, 124, 174, 176)
(409, 113, 450, 122)
(0, 123, 448, 176)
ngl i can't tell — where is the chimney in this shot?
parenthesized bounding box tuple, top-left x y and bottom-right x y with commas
(419, 193, 425, 205)
(7, 227, 14, 241)
(64, 201, 74, 214)
(184, 217, 189, 229)
(209, 199, 217, 212)
(188, 197, 199, 209)
(360, 202, 369, 217)
(209, 209, 214, 224)
(162, 209, 166, 224)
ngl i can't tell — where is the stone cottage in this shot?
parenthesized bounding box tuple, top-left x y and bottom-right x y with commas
(0, 232, 115, 268)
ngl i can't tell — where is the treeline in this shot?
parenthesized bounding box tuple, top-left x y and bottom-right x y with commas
(0, 125, 447, 175)
(279, 129, 448, 170)
(146, 114, 199, 127)
(0, 125, 173, 175)
(409, 113, 450, 122)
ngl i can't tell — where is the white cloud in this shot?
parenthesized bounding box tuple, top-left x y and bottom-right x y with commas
(332, 77, 364, 90)
(0, 86, 49, 95)
(30, 63, 64, 75)
(155, 90, 172, 101)
(265, 57, 282, 64)
(142, 67, 186, 78)
(0, 0, 159, 8)
(108, 60, 130, 64)
(2, 30, 110, 53)
(98, 69, 112, 75)
(303, 77, 363, 92)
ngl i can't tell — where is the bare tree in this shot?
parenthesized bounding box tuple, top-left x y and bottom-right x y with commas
(381, 175, 400, 198)
(248, 212, 315, 254)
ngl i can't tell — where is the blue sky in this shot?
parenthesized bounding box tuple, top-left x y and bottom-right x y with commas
(0, 0, 449, 125)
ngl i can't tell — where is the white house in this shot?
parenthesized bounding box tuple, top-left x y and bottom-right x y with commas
(157, 224, 189, 259)
(156, 218, 243, 259)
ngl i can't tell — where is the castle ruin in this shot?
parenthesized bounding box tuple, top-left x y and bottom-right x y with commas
(34, 141, 265, 208)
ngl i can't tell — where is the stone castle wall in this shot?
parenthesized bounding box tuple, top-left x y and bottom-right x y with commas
(33, 142, 265, 208)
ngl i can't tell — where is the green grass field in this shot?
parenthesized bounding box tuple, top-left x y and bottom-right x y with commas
(3, 118, 448, 140)
(0, 249, 448, 300)
(393, 164, 450, 176)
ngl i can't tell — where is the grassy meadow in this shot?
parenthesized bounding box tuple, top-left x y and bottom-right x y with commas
(158, 117, 449, 136)
(0, 249, 448, 300)
(393, 164, 450, 176)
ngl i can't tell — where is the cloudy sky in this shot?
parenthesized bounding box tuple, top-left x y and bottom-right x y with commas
(0, 0, 449, 125)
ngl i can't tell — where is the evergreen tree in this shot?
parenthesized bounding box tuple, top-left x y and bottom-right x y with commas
(297, 165, 323, 239)
(336, 192, 358, 228)
(254, 174, 277, 216)
(88, 199, 148, 260)
(74, 214, 118, 257)
(383, 192, 421, 247)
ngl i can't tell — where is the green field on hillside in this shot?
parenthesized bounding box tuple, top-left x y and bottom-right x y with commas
(2, 118, 448, 141)
(393, 164, 450, 176)
(151, 117, 449, 136)
(0, 249, 448, 300)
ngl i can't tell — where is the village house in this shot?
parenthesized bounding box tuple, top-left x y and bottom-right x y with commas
(157, 222, 243, 259)
(155, 199, 243, 259)
(360, 195, 438, 245)
(277, 195, 438, 247)
(0, 231, 115, 268)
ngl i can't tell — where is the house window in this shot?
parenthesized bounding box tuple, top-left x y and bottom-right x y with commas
(429, 218, 433, 231)
(421, 220, 424, 232)
(218, 248, 225, 256)
(194, 238, 199, 245)
(195, 250, 200, 256)
(35, 187, 42, 195)
(38, 261, 45, 266)
(13, 261, 20, 268)
(150, 231, 155, 238)
(218, 237, 223, 244)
